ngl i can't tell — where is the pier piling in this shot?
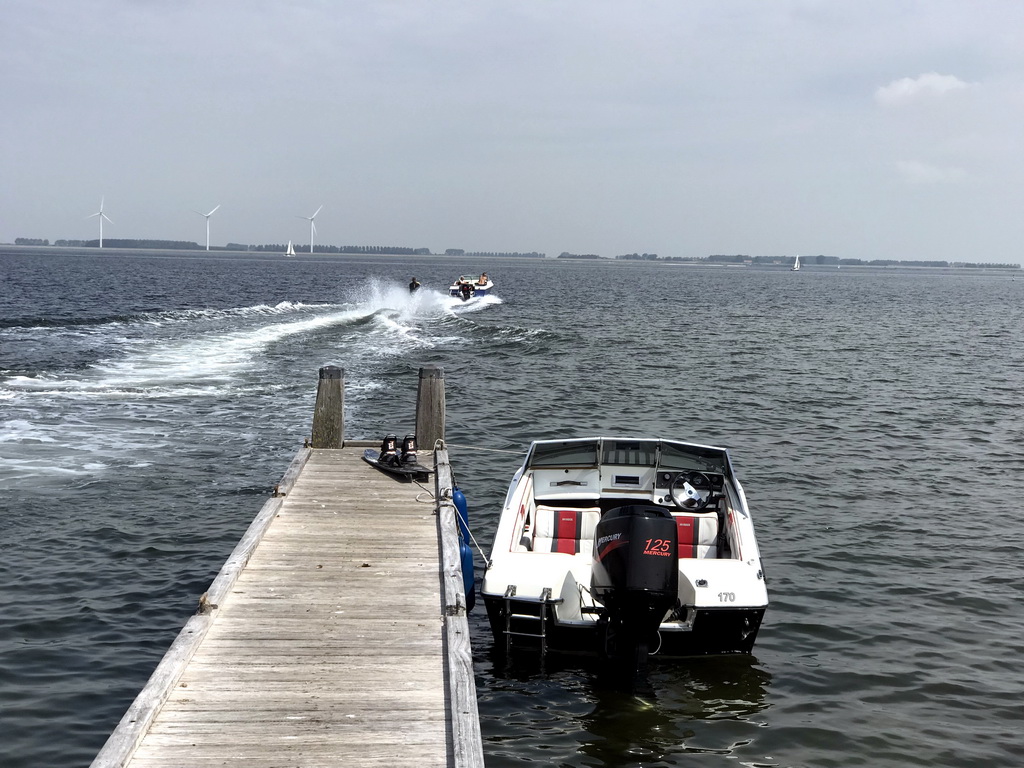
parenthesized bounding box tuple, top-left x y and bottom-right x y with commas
(310, 364, 344, 448)
(416, 365, 445, 447)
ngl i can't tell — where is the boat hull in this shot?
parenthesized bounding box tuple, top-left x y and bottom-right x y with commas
(448, 286, 492, 298)
(483, 595, 765, 658)
(448, 275, 494, 299)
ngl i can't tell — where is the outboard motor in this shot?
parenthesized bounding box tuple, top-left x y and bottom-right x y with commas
(591, 505, 678, 678)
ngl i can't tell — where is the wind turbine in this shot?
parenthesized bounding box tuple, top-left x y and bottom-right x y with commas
(298, 205, 322, 253)
(87, 197, 113, 248)
(193, 204, 221, 251)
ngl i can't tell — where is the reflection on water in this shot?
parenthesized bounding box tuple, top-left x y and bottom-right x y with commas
(478, 640, 772, 767)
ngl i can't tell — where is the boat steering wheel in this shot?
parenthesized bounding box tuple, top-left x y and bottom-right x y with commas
(669, 471, 715, 511)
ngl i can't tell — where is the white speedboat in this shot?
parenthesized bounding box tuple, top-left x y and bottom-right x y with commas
(448, 274, 494, 300)
(481, 437, 768, 671)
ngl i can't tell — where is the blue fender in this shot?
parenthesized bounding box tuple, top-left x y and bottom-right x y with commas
(452, 485, 475, 611)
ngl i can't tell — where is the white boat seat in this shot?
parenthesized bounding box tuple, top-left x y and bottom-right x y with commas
(532, 505, 601, 554)
(673, 512, 719, 559)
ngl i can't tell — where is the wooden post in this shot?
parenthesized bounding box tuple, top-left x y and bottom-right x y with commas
(416, 365, 445, 448)
(311, 365, 344, 448)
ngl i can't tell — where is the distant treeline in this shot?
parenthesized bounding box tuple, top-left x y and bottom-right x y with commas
(703, 254, 1020, 269)
(17, 240, 1018, 269)
(238, 244, 432, 255)
(444, 249, 545, 258)
(18, 239, 542, 256)
(616, 252, 705, 262)
(53, 238, 204, 249)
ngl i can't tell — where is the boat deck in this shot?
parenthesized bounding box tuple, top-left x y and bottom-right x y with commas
(93, 445, 481, 768)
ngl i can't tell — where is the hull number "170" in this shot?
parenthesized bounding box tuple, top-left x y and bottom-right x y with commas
(718, 592, 736, 602)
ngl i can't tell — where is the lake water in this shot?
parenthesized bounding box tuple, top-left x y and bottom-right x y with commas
(1, 248, 1021, 767)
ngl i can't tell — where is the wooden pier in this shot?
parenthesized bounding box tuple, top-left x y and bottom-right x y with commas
(92, 366, 483, 768)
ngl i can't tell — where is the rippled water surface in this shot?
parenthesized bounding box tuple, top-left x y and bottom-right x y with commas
(2, 248, 1022, 767)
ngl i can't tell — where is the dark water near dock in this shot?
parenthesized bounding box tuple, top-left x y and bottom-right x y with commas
(1, 248, 1022, 767)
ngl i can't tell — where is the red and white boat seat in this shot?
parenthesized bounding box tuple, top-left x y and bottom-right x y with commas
(532, 506, 602, 554)
(673, 512, 719, 559)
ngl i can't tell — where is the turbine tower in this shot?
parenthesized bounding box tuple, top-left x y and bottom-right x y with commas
(88, 197, 113, 248)
(299, 205, 323, 253)
(193, 204, 221, 251)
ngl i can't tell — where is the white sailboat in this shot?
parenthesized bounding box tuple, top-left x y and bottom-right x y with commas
(285, 240, 296, 258)
(791, 254, 801, 271)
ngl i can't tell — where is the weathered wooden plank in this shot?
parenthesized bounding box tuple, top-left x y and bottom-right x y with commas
(434, 444, 486, 768)
(158, 687, 443, 707)
(130, 742, 448, 764)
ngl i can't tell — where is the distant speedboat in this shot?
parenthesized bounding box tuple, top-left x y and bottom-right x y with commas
(448, 274, 494, 300)
(285, 241, 296, 257)
(480, 437, 769, 677)
(791, 255, 801, 271)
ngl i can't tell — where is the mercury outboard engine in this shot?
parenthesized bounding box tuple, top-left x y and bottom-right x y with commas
(591, 505, 678, 680)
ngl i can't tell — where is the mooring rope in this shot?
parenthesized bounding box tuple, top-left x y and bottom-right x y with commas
(454, 502, 491, 566)
(445, 443, 526, 455)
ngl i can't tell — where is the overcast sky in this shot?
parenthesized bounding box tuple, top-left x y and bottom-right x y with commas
(3, 1, 1023, 262)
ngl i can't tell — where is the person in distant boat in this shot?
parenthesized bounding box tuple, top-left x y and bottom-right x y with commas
(477, 272, 488, 286)
(409, 277, 421, 293)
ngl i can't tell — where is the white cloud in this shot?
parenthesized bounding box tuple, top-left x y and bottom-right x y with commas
(875, 72, 970, 106)
(896, 160, 967, 184)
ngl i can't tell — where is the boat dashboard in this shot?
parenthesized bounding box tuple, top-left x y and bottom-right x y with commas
(531, 466, 727, 509)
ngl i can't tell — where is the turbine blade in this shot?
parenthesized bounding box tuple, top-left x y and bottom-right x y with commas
(102, 213, 113, 223)
(311, 221, 317, 235)
(208, 204, 220, 216)
(312, 205, 323, 218)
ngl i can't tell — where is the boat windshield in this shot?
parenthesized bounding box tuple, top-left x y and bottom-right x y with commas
(527, 438, 728, 474)
(601, 439, 658, 466)
(527, 440, 599, 468)
(657, 441, 729, 475)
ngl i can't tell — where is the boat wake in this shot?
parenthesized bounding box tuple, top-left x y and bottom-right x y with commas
(0, 301, 337, 331)
(0, 279, 502, 400)
(0, 277, 511, 482)
(440, 293, 503, 314)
